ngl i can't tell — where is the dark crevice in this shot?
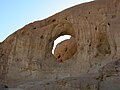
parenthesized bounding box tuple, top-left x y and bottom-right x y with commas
(33, 27, 36, 29)
(40, 35, 44, 39)
(52, 19, 56, 22)
(58, 59, 63, 62)
(46, 83, 50, 85)
(58, 55, 61, 59)
(95, 27, 97, 30)
(89, 44, 91, 47)
(65, 17, 67, 20)
(87, 40, 90, 43)
(98, 81, 100, 90)
(5, 85, 8, 88)
(108, 22, 110, 26)
(85, 16, 88, 19)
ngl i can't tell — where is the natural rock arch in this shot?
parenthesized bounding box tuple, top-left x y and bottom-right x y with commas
(54, 37, 77, 62)
(0, 0, 120, 89)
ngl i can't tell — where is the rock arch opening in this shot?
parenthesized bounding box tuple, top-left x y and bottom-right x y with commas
(52, 35, 77, 62)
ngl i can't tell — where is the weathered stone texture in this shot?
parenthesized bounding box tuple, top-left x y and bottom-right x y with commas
(54, 37, 77, 62)
(0, 84, 8, 90)
(0, 0, 120, 89)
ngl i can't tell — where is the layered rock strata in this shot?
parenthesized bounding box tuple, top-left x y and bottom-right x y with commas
(0, 0, 120, 89)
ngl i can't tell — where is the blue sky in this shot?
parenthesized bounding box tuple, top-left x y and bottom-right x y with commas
(0, 0, 93, 42)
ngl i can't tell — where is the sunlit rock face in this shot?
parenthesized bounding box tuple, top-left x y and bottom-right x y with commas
(0, 0, 120, 89)
(54, 37, 77, 62)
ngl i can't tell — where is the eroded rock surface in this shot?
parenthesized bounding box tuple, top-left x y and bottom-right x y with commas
(0, 84, 8, 90)
(16, 59, 120, 90)
(54, 37, 77, 62)
(0, 0, 120, 89)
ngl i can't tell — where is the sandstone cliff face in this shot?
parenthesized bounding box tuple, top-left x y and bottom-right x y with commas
(54, 37, 77, 62)
(0, 0, 120, 89)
